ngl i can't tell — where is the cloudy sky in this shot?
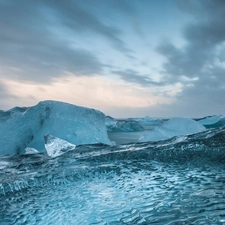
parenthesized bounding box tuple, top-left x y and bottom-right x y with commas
(0, 0, 225, 118)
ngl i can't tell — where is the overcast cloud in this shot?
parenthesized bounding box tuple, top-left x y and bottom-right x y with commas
(0, 0, 131, 82)
(155, 0, 225, 116)
(0, 0, 224, 117)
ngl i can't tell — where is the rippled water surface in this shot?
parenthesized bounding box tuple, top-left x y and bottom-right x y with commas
(1, 127, 225, 225)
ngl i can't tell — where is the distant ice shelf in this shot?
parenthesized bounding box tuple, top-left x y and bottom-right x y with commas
(105, 116, 144, 132)
(128, 116, 163, 126)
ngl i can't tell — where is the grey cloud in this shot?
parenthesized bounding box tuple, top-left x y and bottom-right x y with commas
(113, 69, 165, 87)
(0, 82, 19, 110)
(0, 83, 8, 98)
(175, 0, 225, 20)
(156, 0, 225, 113)
(118, 75, 225, 118)
(45, 0, 133, 54)
(0, 43, 103, 82)
(0, 0, 103, 82)
(157, 40, 212, 81)
(168, 78, 225, 118)
(0, 0, 133, 83)
(158, 0, 225, 78)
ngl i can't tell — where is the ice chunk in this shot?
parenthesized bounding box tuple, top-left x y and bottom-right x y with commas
(44, 134, 75, 157)
(139, 117, 206, 142)
(105, 116, 144, 132)
(197, 115, 225, 128)
(25, 147, 39, 154)
(0, 100, 111, 155)
(198, 115, 222, 125)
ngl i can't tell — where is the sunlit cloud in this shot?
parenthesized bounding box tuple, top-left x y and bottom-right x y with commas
(0, 75, 180, 115)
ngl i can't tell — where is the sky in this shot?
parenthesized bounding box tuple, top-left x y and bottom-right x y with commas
(0, 0, 225, 118)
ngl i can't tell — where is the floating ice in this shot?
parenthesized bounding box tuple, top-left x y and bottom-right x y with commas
(106, 116, 144, 132)
(139, 117, 206, 142)
(197, 115, 225, 128)
(44, 134, 75, 157)
(0, 100, 111, 155)
(198, 115, 222, 125)
(25, 147, 39, 154)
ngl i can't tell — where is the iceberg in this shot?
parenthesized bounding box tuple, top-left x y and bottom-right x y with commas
(139, 117, 206, 142)
(198, 115, 221, 125)
(0, 100, 111, 155)
(105, 116, 144, 132)
(44, 134, 75, 157)
(197, 115, 225, 128)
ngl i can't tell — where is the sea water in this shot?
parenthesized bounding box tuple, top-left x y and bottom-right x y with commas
(1, 127, 225, 224)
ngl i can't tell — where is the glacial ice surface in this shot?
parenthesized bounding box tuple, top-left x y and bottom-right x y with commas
(139, 117, 206, 142)
(1, 127, 225, 224)
(0, 100, 111, 155)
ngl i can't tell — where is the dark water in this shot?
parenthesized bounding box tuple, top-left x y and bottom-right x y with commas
(107, 131, 147, 145)
(1, 127, 225, 224)
(107, 125, 155, 144)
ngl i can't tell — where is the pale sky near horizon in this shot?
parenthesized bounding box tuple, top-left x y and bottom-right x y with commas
(0, 0, 225, 118)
